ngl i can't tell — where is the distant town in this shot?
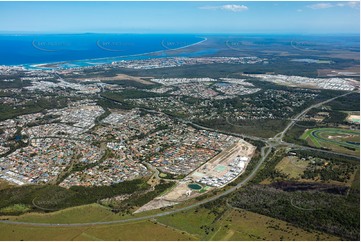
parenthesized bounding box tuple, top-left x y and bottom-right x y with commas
(0, 56, 359, 193)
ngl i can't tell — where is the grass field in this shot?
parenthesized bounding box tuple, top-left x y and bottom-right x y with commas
(0, 204, 31, 215)
(208, 208, 339, 241)
(0, 220, 196, 241)
(156, 207, 218, 238)
(1, 199, 212, 225)
(0, 201, 342, 240)
(1, 201, 199, 224)
(156, 206, 338, 241)
(0, 204, 119, 224)
(275, 156, 309, 179)
(300, 128, 359, 155)
(0, 179, 13, 190)
(273, 154, 358, 187)
(159, 173, 167, 178)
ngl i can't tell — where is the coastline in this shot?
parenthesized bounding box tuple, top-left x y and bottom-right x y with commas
(24, 37, 208, 70)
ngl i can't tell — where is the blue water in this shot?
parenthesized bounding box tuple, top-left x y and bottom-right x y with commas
(215, 82, 230, 87)
(0, 34, 203, 66)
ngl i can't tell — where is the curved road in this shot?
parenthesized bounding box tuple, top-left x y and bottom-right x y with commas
(272, 91, 355, 143)
(0, 145, 272, 228)
(0, 91, 356, 227)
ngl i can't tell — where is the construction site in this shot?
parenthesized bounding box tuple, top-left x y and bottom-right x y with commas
(135, 139, 256, 213)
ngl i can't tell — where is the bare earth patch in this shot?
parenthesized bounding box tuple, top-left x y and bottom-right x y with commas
(74, 74, 154, 85)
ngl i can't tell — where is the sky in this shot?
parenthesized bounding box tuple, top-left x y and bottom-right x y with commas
(0, 1, 359, 34)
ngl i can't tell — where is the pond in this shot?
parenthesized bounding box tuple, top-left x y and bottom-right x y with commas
(188, 183, 202, 190)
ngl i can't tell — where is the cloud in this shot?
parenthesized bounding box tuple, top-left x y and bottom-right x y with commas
(200, 4, 248, 12)
(307, 1, 359, 9)
(307, 3, 333, 9)
(336, 1, 360, 8)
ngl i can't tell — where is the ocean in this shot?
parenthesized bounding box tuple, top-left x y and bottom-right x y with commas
(0, 34, 204, 66)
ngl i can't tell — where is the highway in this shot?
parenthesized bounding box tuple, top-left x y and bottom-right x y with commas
(282, 142, 359, 159)
(272, 91, 355, 143)
(0, 91, 357, 227)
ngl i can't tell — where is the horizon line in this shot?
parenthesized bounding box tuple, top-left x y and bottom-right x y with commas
(0, 31, 359, 36)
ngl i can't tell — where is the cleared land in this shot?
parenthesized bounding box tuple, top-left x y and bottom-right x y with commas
(189, 140, 255, 187)
(317, 67, 360, 77)
(275, 156, 309, 179)
(346, 113, 360, 124)
(0, 220, 196, 241)
(209, 208, 338, 241)
(135, 140, 255, 213)
(274, 155, 357, 187)
(156, 207, 338, 241)
(74, 74, 154, 85)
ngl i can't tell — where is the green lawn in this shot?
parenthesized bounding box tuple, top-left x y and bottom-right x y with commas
(300, 128, 359, 155)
